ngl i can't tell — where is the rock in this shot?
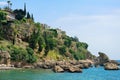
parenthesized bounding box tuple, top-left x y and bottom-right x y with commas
(0, 66, 15, 70)
(109, 60, 120, 65)
(34, 62, 44, 68)
(0, 64, 15, 70)
(68, 66, 82, 73)
(14, 62, 22, 68)
(0, 50, 11, 66)
(53, 66, 64, 73)
(23, 65, 34, 69)
(95, 52, 109, 66)
(69, 60, 77, 65)
(118, 62, 120, 65)
(60, 62, 71, 71)
(78, 60, 93, 68)
(43, 60, 56, 69)
(82, 62, 91, 68)
(34, 60, 56, 69)
(104, 62, 119, 70)
(34, 60, 94, 73)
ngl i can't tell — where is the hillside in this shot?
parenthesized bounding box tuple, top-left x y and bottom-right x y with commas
(0, 4, 95, 65)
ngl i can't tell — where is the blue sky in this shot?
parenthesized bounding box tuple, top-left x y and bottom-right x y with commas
(0, 0, 120, 59)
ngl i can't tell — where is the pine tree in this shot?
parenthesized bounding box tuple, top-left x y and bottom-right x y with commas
(27, 12, 30, 19)
(31, 14, 34, 21)
(24, 3, 26, 16)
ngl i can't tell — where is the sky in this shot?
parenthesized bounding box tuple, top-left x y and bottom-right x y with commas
(0, 0, 120, 60)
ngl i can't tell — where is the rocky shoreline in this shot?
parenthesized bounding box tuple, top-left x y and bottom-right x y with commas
(0, 51, 120, 72)
(0, 59, 119, 72)
(34, 59, 93, 73)
(0, 64, 15, 70)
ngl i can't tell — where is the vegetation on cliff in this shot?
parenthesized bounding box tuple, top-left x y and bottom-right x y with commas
(0, 1, 95, 64)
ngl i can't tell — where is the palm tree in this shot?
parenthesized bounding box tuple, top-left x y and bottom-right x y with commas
(7, 1, 10, 10)
(11, 24, 19, 45)
(10, 3, 12, 9)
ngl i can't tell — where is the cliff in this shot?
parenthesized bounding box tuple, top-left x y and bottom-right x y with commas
(0, 10, 95, 65)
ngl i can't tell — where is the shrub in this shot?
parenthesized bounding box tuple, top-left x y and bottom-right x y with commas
(59, 46, 66, 55)
(26, 47, 37, 63)
(9, 46, 37, 63)
(10, 47, 28, 61)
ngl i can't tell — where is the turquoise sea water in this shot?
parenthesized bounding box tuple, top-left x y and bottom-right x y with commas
(0, 67, 120, 80)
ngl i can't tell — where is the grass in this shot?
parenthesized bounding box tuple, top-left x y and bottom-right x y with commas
(46, 50, 65, 60)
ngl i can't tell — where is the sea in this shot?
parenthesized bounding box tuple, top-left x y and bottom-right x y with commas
(0, 60, 120, 80)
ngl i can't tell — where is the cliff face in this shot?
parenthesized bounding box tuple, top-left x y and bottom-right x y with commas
(0, 20, 95, 63)
(0, 50, 10, 66)
(0, 9, 95, 64)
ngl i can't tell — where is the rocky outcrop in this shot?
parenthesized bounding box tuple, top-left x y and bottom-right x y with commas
(34, 60, 56, 69)
(53, 63, 82, 73)
(109, 60, 120, 65)
(0, 64, 15, 70)
(78, 60, 93, 68)
(53, 66, 64, 72)
(23, 65, 34, 69)
(68, 66, 82, 73)
(0, 50, 11, 66)
(34, 59, 93, 73)
(104, 62, 119, 70)
(95, 52, 109, 66)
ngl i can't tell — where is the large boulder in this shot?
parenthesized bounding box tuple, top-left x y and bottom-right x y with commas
(34, 60, 56, 69)
(95, 52, 109, 66)
(14, 62, 22, 68)
(23, 65, 34, 69)
(0, 50, 11, 66)
(53, 66, 64, 73)
(78, 60, 93, 68)
(104, 62, 119, 70)
(109, 60, 120, 65)
(68, 66, 82, 73)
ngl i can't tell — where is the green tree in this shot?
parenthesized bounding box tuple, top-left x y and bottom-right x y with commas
(10, 3, 12, 10)
(64, 36, 72, 47)
(27, 12, 30, 19)
(11, 24, 19, 45)
(0, 11, 7, 23)
(29, 23, 41, 49)
(29, 30, 39, 49)
(72, 36, 79, 42)
(31, 14, 34, 21)
(76, 42, 88, 49)
(38, 36, 45, 52)
(24, 3, 26, 15)
(10, 47, 28, 61)
(7, 1, 10, 10)
(43, 31, 49, 55)
(26, 47, 37, 63)
(49, 29, 58, 37)
(59, 46, 66, 55)
(13, 9, 26, 20)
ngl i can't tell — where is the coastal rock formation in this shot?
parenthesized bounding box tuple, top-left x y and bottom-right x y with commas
(95, 52, 109, 66)
(53, 66, 64, 72)
(0, 64, 15, 70)
(104, 62, 119, 70)
(23, 65, 34, 69)
(0, 50, 11, 66)
(78, 60, 93, 68)
(34, 59, 93, 73)
(34, 60, 56, 69)
(68, 66, 82, 73)
(109, 60, 120, 65)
